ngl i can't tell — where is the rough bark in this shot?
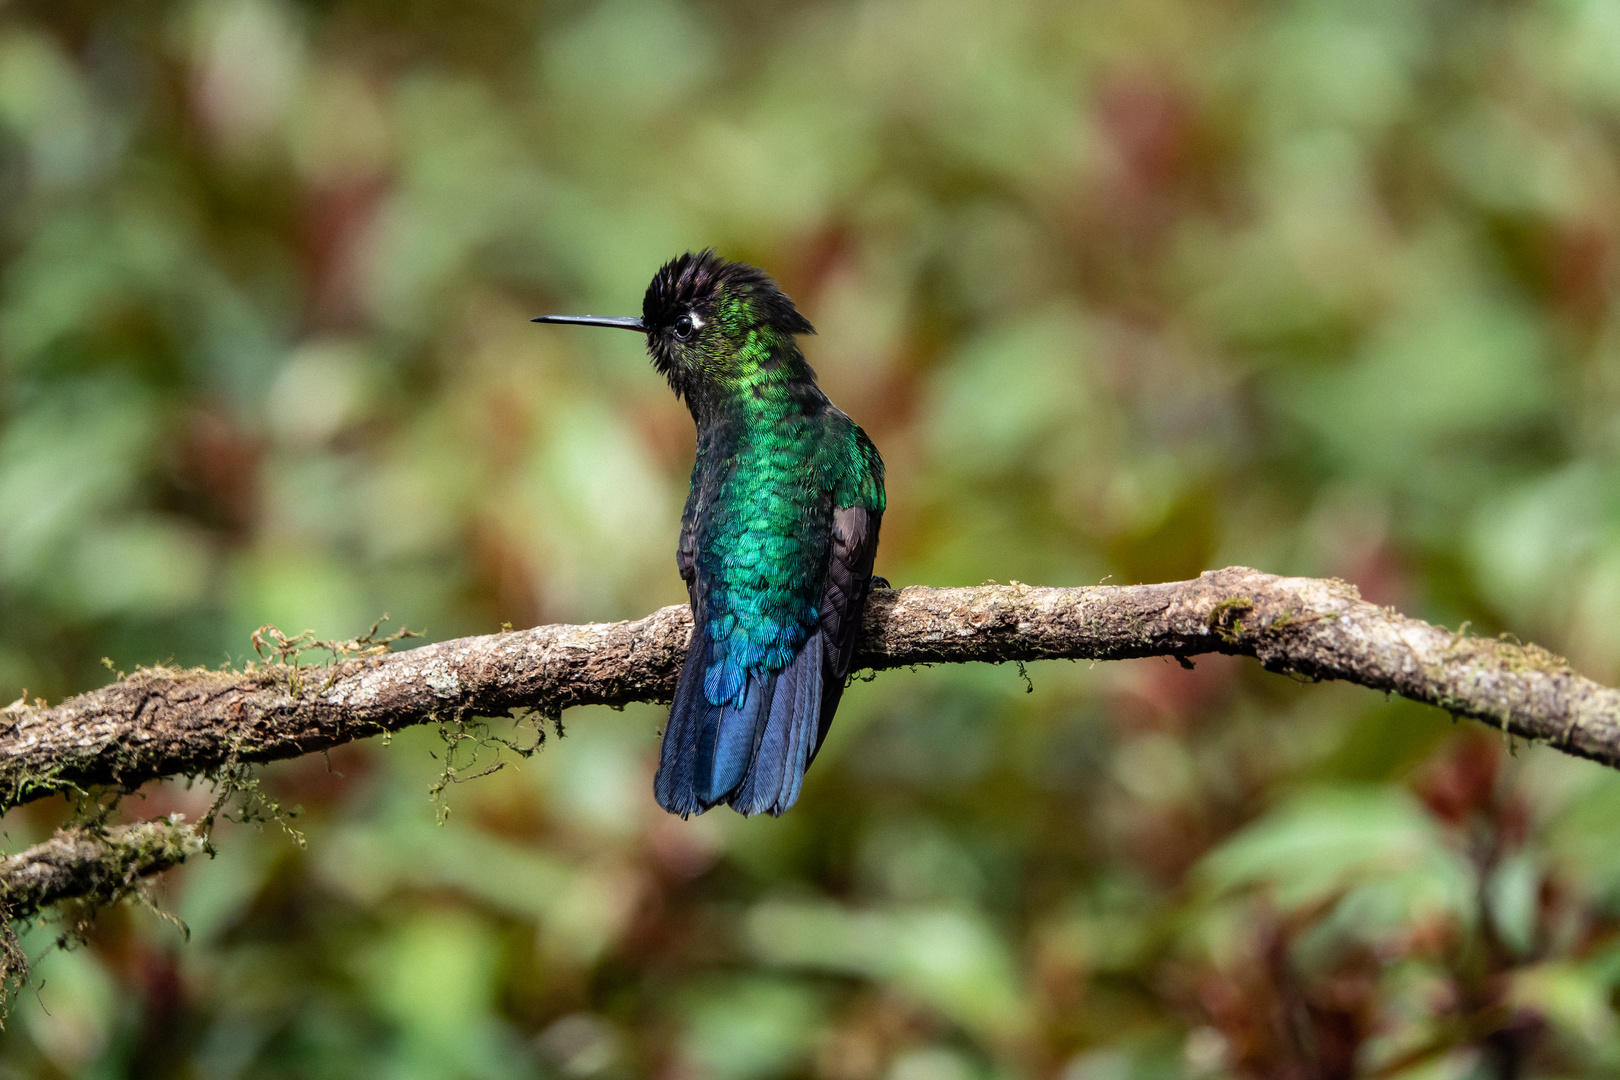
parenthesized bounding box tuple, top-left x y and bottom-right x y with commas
(1, 566, 1615, 919)
(0, 815, 205, 999)
(0, 816, 203, 923)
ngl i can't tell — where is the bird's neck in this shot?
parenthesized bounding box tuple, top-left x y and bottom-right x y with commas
(687, 333, 817, 431)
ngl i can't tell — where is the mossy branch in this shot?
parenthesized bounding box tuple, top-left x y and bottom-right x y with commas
(0, 815, 205, 995)
(0, 816, 203, 923)
(2, 566, 1617, 914)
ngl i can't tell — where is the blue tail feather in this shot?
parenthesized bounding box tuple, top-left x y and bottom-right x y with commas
(778, 634, 820, 810)
(729, 631, 822, 817)
(655, 622, 825, 818)
(654, 633, 717, 817)
(695, 672, 771, 804)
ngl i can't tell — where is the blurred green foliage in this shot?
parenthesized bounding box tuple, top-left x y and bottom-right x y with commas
(1, 0, 1620, 1076)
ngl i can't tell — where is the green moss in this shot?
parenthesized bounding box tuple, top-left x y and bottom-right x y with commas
(426, 708, 550, 824)
(1208, 597, 1255, 644)
(1494, 639, 1573, 677)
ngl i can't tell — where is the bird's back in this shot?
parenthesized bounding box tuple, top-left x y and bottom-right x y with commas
(656, 392, 882, 817)
(695, 399, 834, 698)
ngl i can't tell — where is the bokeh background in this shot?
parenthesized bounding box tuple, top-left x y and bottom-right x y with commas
(1, 0, 1620, 1076)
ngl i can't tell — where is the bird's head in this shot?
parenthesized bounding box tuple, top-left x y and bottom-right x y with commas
(534, 250, 815, 403)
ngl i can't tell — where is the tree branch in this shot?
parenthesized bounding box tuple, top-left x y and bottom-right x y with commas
(0, 815, 205, 995)
(2, 566, 1616, 917)
(0, 816, 204, 923)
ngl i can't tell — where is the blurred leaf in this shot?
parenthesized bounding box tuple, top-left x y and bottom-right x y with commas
(746, 900, 1027, 1040)
(1509, 962, 1618, 1053)
(1275, 271, 1551, 485)
(1197, 786, 1474, 925)
(680, 977, 822, 1080)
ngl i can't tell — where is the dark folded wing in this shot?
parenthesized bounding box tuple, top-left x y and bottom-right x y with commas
(677, 504, 698, 608)
(811, 504, 882, 761)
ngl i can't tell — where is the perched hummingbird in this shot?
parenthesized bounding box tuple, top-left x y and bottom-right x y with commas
(534, 251, 886, 817)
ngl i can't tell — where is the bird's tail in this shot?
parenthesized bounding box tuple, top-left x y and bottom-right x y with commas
(654, 630, 824, 818)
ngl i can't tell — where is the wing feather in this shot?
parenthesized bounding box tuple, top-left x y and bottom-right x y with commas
(811, 505, 882, 763)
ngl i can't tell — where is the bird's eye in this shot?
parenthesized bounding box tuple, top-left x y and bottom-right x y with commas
(673, 315, 695, 340)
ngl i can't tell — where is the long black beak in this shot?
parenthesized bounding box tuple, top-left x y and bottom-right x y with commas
(531, 314, 646, 332)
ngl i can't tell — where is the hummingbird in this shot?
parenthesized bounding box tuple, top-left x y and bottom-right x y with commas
(534, 251, 886, 817)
